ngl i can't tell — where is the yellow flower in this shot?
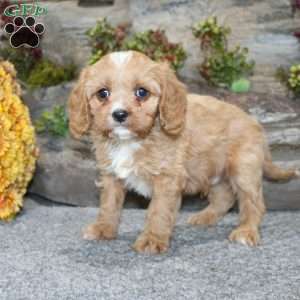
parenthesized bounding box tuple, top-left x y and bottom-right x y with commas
(0, 61, 38, 221)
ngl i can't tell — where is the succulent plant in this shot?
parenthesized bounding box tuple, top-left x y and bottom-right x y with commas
(86, 19, 187, 70)
(275, 64, 300, 98)
(0, 61, 38, 221)
(287, 64, 300, 96)
(193, 16, 255, 90)
(124, 29, 187, 71)
(192, 16, 230, 52)
(86, 18, 129, 64)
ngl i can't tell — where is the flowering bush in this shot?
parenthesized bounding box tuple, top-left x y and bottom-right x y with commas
(0, 61, 38, 220)
(86, 18, 187, 71)
(193, 16, 255, 91)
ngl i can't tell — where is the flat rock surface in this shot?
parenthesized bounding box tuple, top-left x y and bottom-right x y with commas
(1, 200, 300, 300)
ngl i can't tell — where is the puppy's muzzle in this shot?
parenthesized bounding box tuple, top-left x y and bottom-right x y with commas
(112, 109, 129, 123)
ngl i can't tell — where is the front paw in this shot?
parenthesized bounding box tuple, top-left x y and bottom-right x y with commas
(229, 226, 260, 247)
(132, 232, 169, 254)
(82, 222, 117, 240)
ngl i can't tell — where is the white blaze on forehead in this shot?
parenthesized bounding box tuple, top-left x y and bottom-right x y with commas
(109, 51, 132, 66)
(110, 101, 125, 114)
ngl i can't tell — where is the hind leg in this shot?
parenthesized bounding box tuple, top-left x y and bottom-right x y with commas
(188, 181, 235, 226)
(228, 148, 266, 246)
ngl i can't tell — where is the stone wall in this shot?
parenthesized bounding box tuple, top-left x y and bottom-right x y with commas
(40, 0, 300, 95)
(24, 83, 300, 210)
(22, 0, 300, 210)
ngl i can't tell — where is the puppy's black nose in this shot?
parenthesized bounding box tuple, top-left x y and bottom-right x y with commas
(112, 109, 129, 123)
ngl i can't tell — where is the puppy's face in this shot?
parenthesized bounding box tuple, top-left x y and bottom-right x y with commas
(88, 52, 160, 139)
(68, 51, 187, 140)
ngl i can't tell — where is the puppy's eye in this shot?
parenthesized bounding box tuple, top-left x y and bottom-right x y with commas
(97, 88, 110, 100)
(135, 87, 149, 100)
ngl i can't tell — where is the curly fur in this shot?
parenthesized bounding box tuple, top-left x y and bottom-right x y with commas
(68, 51, 299, 253)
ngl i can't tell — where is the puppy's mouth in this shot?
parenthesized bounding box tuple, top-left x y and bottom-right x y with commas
(109, 125, 137, 140)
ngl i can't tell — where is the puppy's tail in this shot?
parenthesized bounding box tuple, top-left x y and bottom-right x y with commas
(263, 146, 299, 182)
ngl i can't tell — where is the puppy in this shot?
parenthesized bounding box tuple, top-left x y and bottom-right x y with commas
(68, 51, 299, 254)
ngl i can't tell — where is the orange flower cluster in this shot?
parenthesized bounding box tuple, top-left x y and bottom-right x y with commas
(0, 61, 38, 220)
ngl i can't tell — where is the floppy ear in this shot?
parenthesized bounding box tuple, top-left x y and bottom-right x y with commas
(157, 63, 187, 137)
(68, 68, 91, 139)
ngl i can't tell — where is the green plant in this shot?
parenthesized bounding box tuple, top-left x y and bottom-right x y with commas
(230, 78, 251, 93)
(192, 16, 230, 52)
(86, 19, 187, 70)
(276, 64, 300, 97)
(0, 47, 37, 82)
(86, 18, 128, 64)
(124, 29, 187, 71)
(193, 16, 255, 90)
(200, 46, 254, 87)
(0, 47, 75, 88)
(35, 105, 68, 137)
(27, 60, 76, 89)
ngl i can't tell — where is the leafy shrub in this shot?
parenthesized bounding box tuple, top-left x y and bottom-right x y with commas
(193, 16, 255, 91)
(86, 19, 187, 70)
(124, 29, 187, 71)
(35, 105, 68, 137)
(86, 18, 129, 64)
(27, 60, 76, 89)
(200, 46, 254, 88)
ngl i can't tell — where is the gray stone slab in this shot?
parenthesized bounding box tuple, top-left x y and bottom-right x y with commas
(0, 202, 300, 300)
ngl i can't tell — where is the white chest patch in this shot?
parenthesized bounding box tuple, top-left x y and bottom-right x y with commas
(106, 140, 152, 198)
(211, 176, 221, 185)
(109, 51, 132, 66)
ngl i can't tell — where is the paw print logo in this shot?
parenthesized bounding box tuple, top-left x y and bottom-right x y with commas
(4, 16, 45, 48)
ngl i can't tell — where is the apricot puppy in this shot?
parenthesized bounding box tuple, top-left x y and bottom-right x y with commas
(68, 51, 299, 254)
